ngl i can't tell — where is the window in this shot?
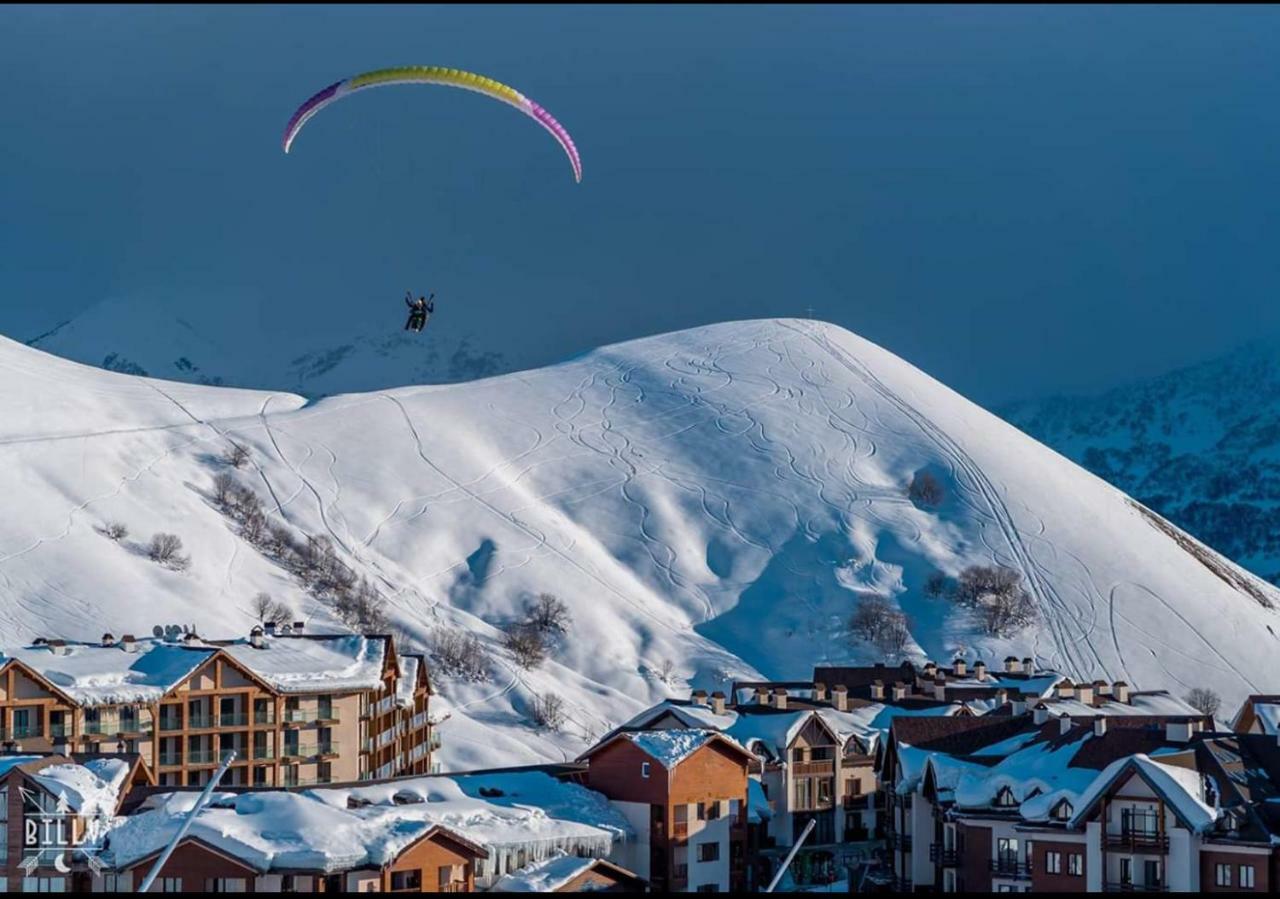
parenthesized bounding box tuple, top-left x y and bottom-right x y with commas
(708, 800, 721, 820)
(437, 865, 463, 887)
(697, 801, 706, 820)
(1045, 851, 1061, 874)
(1144, 860, 1162, 888)
(391, 869, 422, 890)
(697, 841, 720, 863)
(1121, 806, 1159, 836)
(1217, 864, 1233, 887)
(100, 874, 131, 891)
(474, 859, 485, 879)
(22, 878, 67, 893)
(996, 837, 1019, 867)
(641, 762, 650, 779)
(1241, 865, 1256, 889)
(995, 786, 1017, 807)
(1068, 854, 1083, 876)
(1120, 858, 1133, 886)
(158, 878, 183, 892)
(1052, 800, 1073, 820)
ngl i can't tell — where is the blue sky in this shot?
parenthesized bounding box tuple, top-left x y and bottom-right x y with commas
(2, 5, 1278, 404)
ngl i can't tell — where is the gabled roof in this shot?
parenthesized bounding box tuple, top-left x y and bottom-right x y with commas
(1068, 754, 1218, 834)
(578, 729, 753, 769)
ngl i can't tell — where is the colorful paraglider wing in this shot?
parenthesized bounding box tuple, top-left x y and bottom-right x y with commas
(282, 66, 581, 183)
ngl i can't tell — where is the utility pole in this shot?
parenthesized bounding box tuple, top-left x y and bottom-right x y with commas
(765, 817, 817, 893)
(138, 750, 236, 893)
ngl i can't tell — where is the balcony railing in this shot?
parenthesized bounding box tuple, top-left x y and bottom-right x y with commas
(49, 722, 70, 738)
(186, 749, 216, 765)
(886, 832, 912, 852)
(254, 710, 275, 725)
(218, 712, 249, 728)
(252, 746, 275, 761)
(988, 859, 1032, 880)
(281, 742, 339, 760)
(9, 725, 44, 740)
(158, 753, 182, 767)
(85, 719, 151, 736)
(930, 845, 960, 866)
(187, 714, 214, 729)
(158, 717, 183, 732)
(792, 759, 835, 777)
(1104, 883, 1169, 893)
(1104, 832, 1169, 854)
(283, 708, 340, 725)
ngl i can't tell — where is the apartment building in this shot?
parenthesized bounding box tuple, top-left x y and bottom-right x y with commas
(0, 752, 151, 893)
(0, 626, 435, 791)
(579, 729, 752, 892)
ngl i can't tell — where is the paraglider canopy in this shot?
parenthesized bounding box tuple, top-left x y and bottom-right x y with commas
(282, 65, 582, 183)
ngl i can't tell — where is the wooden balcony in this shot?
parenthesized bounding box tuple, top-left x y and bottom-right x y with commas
(793, 759, 835, 777)
(1104, 832, 1169, 854)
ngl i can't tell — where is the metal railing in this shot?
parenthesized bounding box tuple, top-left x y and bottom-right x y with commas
(218, 712, 249, 728)
(930, 845, 960, 866)
(988, 858, 1032, 880)
(281, 742, 339, 760)
(283, 708, 340, 725)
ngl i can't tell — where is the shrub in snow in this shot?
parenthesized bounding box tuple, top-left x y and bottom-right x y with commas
(1185, 687, 1221, 718)
(148, 533, 190, 571)
(532, 692, 567, 730)
(97, 521, 129, 542)
(849, 597, 911, 653)
(950, 565, 1037, 635)
(525, 593, 572, 635)
(908, 470, 945, 507)
(252, 592, 292, 627)
(431, 628, 491, 682)
(211, 471, 238, 509)
(924, 570, 950, 598)
(222, 442, 251, 469)
(503, 623, 549, 669)
(657, 658, 677, 684)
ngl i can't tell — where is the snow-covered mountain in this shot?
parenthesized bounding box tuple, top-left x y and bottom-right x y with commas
(1002, 340, 1280, 585)
(27, 295, 514, 396)
(4, 319, 1278, 772)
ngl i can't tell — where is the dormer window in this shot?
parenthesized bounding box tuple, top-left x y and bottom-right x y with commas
(1052, 800, 1074, 821)
(995, 786, 1017, 808)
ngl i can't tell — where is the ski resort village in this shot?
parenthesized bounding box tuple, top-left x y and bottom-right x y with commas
(3, 316, 1280, 894)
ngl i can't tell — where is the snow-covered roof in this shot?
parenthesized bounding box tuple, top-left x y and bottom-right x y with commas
(1069, 754, 1219, 833)
(620, 700, 739, 732)
(1, 640, 215, 707)
(32, 757, 133, 817)
(1253, 702, 1280, 736)
(396, 656, 420, 709)
(104, 771, 630, 874)
(748, 778, 773, 824)
(0, 634, 393, 707)
(220, 635, 388, 695)
(622, 730, 722, 768)
(491, 851, 627, 892)
(1043, 692, 1200, 719)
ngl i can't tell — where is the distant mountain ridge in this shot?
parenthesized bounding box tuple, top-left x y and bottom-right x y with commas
(26, 294, 514, 396)
(1002, 339, 1280, 583)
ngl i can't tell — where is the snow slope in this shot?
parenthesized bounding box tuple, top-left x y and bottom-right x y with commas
(3, 318, 1278, 771)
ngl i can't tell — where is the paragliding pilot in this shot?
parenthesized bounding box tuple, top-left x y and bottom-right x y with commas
(404, 291, 435, 333)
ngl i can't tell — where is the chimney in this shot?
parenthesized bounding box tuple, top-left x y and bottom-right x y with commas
(1004, 656, 1021, 674)
(891, 682, 907, 702)
(1055, 679, 1076, 700)
(1033, 705, 1050, 726)
(691, 690, 709, 707)
(755, 686, 770, 707)
(923, 661, 937, 680)
(120, 634, 137, 653)
(291, 621, 305, 633)
(869, 680, 885, 701)
(48, 640, 69, 657)
(249, 626, 265, 649)
(101, 633, 115, 647)
(814, 682, 827, 702)
(973, 661, 987, 682)
(953, 658, 967, 677)
(832, 684, 849, 711)
(1166, 720, 1194, 743)
(1011, 699, 1026, 717)
(773, 688, 788, 711)
(1059, 716, 1074, 736)
(264, 621, 277, 636)
(1094, 680, 1112, 698)
(1076, 684, 1095, 707)
(1094, 717, 1108, 737)
(933, 678, 948, 701)
(1113, 682, 1130, 704)
(1022, 657, 1035, 675)
(994, 688, 1008, 707)
(710, 691, 726, 716)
